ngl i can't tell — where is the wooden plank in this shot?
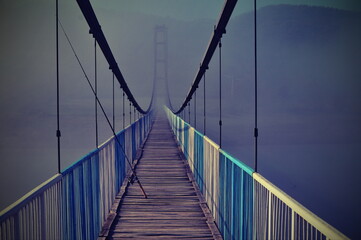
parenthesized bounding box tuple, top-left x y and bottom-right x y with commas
(102, 115, 222, 240)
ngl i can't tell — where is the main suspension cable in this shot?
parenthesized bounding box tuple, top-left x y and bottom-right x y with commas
(76, 0, 152, 114)
(170, 0, 237, 114)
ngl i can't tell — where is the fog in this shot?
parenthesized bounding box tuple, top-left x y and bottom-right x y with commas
(1, 0, 361, 238)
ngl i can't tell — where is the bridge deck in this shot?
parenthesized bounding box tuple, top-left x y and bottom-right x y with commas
(106, 115, 221, 239)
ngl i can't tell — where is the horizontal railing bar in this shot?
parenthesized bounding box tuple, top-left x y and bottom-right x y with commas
(61, 148, 99, 174)
(193, 128, 204, 138)
(204, 136, 220, 150)
(220, 149, 254, 175)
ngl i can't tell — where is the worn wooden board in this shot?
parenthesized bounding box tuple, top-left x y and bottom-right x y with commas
(104, 115, 222, 240)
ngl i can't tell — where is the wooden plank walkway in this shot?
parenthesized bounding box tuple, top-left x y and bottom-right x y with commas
(106, 114, 222, 239)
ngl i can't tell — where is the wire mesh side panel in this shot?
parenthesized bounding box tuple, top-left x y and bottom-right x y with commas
(131, 122, 137, 161)
(203, 137, 220, 223)
(193, 130, 204, 192)
(294, 213, 328, 240)
(183, 122, 190, 159)
(165, 107, 255, 240)
(179, 117, 184, 150)
(0, 215, 15, 240)
(99, 138, 116, 226)
(62, 154, 101, 240)
(0, 175, 62, 240)
(165, 107, 349, 240)
(253, 173, 349, 240)
(124, 126, 132, 165)
(115, 131, 126, 192)
(187, 127, 195, 171)
(218, 151, 254, 240)
(43, 180, 62, 240)
(255, 184, 293, 240)
(253, 179, 270, 240)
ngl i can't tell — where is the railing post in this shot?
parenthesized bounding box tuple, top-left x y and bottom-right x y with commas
(40, 193, 46, 240)
(268, 192, 272, 240)
(14, 212, 20, 240)
(291, 210, 295, 240)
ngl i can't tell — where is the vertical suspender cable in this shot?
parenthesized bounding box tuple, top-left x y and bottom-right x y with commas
(112, 73, 115, 130)
(254, 0, 259, 172)
(219, 39, 222, 148)
(203, 73, 206, 135)
(188, 102, 191, 124)
(129, 101, 132, 124)
(194, 91, 197, 128)
(56, 0, 61, 174)
(134, 106, 136, 122)
(95, 39, 98, 148)
(122, 91, 125, 129)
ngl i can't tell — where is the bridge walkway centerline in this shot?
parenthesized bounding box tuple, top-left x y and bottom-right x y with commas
(105, 113, 222, 239)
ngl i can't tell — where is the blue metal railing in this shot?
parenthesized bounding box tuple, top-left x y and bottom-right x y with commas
(165, 107, 349, 240)
(0, 113, 153, 240)
(166, 108, 253, 240)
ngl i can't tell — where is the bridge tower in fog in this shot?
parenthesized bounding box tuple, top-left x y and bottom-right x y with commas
(154, 25, 170, 107)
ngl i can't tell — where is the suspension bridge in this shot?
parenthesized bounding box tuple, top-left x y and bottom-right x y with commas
(0, 0, 351, 239)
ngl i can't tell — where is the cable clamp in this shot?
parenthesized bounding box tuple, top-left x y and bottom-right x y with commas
(128, 175, 135, 184)
(254, 128, 258, 138)
(56, 130, 61, 137)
